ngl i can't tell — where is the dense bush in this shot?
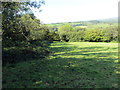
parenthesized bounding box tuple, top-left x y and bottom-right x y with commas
(3, 41, 51, 65)
(2, 2, 52, 65)
(68, 31, 85, 42)
(2, 14, 51, 65)
(48, 31, 60, 41)
(84, 29, 104, 42)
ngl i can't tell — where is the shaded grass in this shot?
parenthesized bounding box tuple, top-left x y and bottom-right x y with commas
(2, 42, 119, 88)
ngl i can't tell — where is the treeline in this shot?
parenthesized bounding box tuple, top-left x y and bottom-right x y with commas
(49, 24, 118, 42)
(2, 1, 52, 65)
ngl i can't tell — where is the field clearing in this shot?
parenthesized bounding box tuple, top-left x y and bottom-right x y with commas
(3, 42, 119, 88)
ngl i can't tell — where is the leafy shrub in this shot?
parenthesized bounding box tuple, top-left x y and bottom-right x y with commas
(48, 31, 60, 41)
(3, 41, 51, 65)
(68, 31, 85, 42)
(84, 29, 104, 42)
(58, 24, 74, 41)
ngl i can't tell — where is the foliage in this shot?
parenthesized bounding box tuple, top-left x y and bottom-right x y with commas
(19, 15, 50, 41)
(3, 40, 51, 65)
(68, 31, 85, 42)
(57, 24, 85, 42)
(50, 22, 118, 42)
(84, 29, 104, 42)
(104, 26, 118, 42)
(2, 1, 44, 39)
(2, 0, 45, 43)
(74, 26, 86, 31)
(2, 14, 51, 64)
(58, 24, 74, 42)
(3, 13, 49, 43)
(48, 31, 60, 41)
(2, 1, 52, 64)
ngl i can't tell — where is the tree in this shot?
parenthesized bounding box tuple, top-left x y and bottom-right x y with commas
(2, 0, 45, 46)
(2, 1, 52, 64)
(58, 24, 74, 41)
(68, 30, 85, 42)
(84, 29, 104, 42)
(101, 26, 118, 42)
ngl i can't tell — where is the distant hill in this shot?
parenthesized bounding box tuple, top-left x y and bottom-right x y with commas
(98, 17, 118, 23)
(86, 17, 118, 24)
(47, 17, 118, 27)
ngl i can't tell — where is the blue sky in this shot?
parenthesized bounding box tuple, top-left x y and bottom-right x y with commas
(32, 0, 119, 24)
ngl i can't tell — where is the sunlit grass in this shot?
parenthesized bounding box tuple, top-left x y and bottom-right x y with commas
(3, 42, 119, 88)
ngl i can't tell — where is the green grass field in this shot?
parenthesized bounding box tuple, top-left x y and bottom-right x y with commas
(3, 42, 119, 88)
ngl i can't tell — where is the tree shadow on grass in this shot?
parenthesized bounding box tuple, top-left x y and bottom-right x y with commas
(50, 45, 117, 57)
(3, 43, 119, 88)
(24, 55, 118, 88)
(46, 45, 118, 88)
(44, 56, 118, 88)
(3, 56, 118, 88)
(50, 46, 104, 53)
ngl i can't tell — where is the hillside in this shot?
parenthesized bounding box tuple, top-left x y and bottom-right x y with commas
(47, 17, 118, 28)
(98, 17, 118, 23)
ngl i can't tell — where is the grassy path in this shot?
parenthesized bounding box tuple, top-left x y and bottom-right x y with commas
(3, 42, 119, 88)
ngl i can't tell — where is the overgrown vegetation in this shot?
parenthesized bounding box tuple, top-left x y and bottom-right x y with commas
(2, 1, 51, 65)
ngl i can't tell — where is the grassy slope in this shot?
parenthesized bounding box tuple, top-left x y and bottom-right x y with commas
(3, 42, 119, 88)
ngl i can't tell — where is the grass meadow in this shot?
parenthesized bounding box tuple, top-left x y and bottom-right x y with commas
(3, 42, 119, 88)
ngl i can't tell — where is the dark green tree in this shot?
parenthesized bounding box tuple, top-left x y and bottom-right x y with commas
(2, 0, 45, 46)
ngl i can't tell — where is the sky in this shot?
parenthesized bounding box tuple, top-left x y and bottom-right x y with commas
(32, 0, 119, 24)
